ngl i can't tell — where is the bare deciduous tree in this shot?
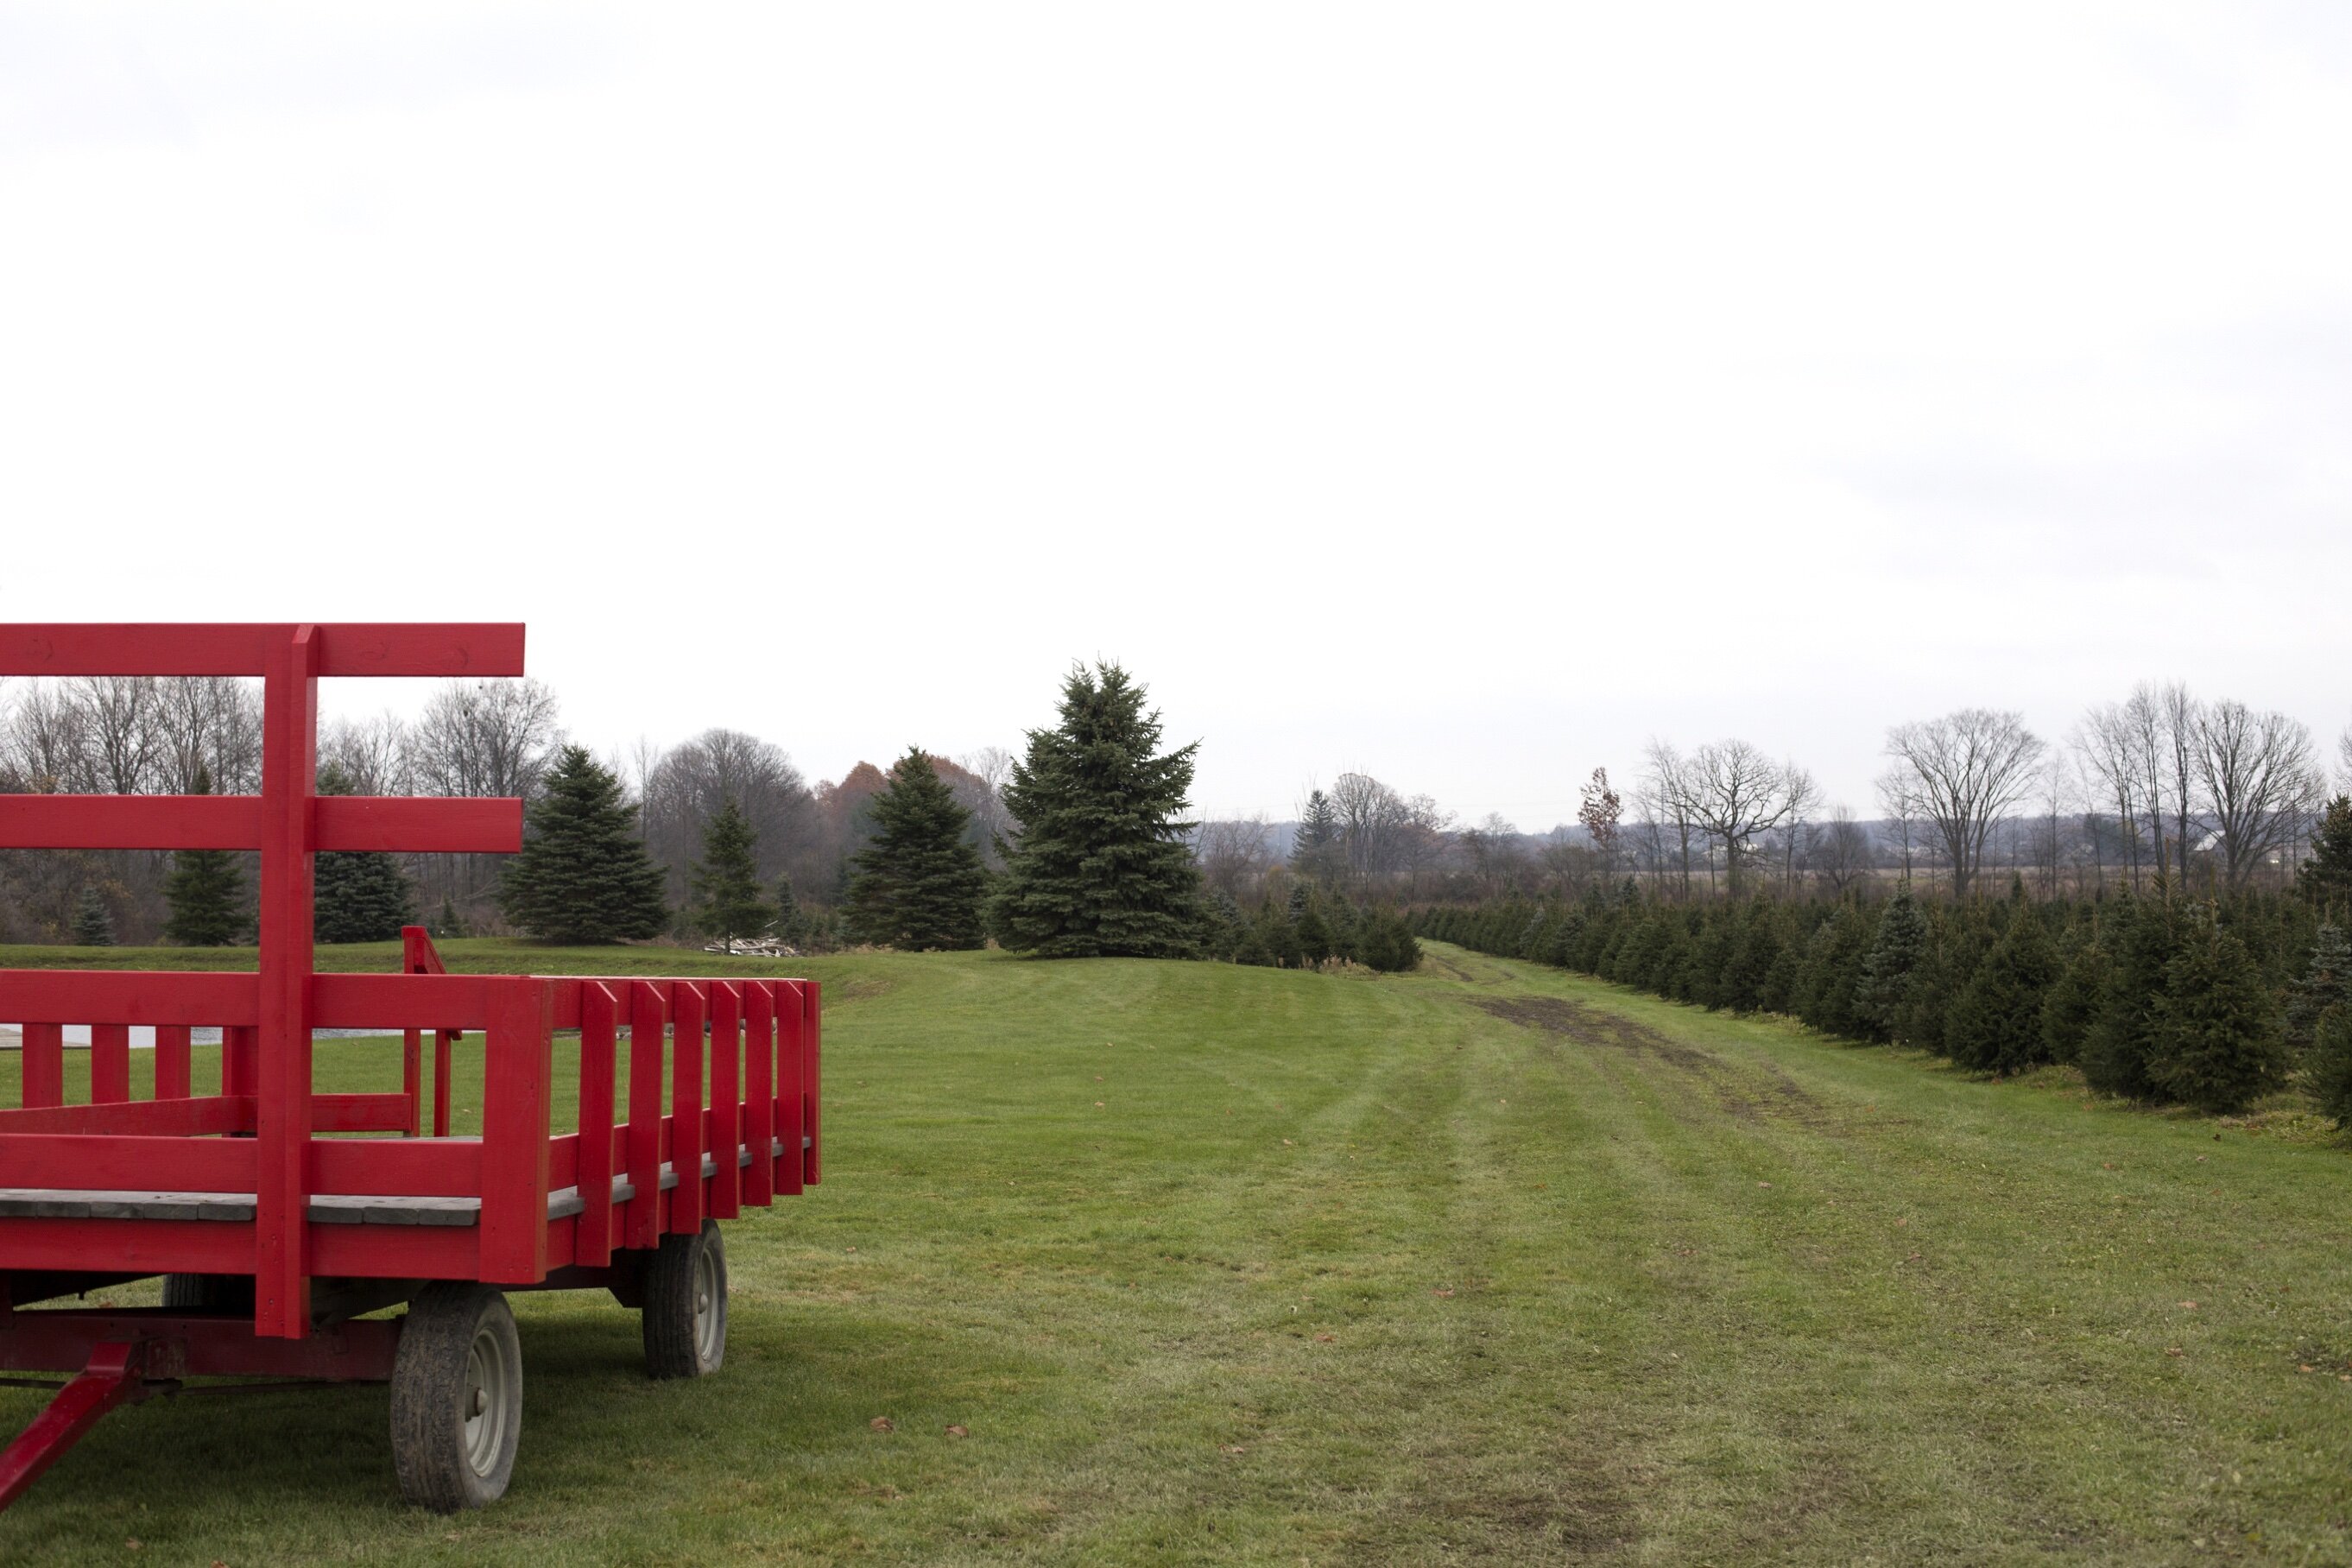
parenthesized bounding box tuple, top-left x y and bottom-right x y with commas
(1807, 804, 1874, 896)
(1682, 739, 1802, 897)
(2196, 700, 2321, 891)
(1883, 708, 2045, 900)
(1195, 815, 1274, 899)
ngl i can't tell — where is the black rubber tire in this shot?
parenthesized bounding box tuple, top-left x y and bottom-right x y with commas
(389, 1283, 522, 1512)
(642, 1221, 727, 1379)
(160, 1273, 254, 1312)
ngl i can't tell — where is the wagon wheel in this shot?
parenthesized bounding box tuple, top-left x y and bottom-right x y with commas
(389, 1282, 523, 1512)
(159, 1273, 254, 1313)
(642, 1220, 727, 1379)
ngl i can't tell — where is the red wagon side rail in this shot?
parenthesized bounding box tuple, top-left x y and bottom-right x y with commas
(0, 624, 821, 1344)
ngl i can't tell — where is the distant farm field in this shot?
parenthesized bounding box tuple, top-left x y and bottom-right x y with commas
(3, 940, 2352, 1563)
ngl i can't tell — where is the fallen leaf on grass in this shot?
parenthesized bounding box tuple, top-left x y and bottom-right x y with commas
(1433, 1287, 1455, 1298)
(946, 1425, 969, 1438)
(2181, 1301, 2198, 1310)
(1282, 1139, 1294, 1147)
(1221, 1445, 1247, 1456)
(1758, 1181, 1773, 1189)
(2165, 1347, 2184, 1358)
(1095, 1102, 1104, 1109)
(870, 1417, 895, 1432)
(1315, 1333, 1336, 1343)
(2300, 1365, 2316, 1374)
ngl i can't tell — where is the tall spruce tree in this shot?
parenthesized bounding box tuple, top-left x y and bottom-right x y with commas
(990, 661, 1204, 958)
(690, 797, 772, 953)
(2147, 908, 2286, 1113)
(845, 749, 989, 951)
(313, 765, 416, 943)
(1946, 884, 2059, 1075)
(2287, 923, 2352, 1053)
(164, 765, 246, 945)
(2039, 933, 2108, 1065)
(72, 886, 116, 946)
(2301, 797, 2352, 917)
(2081, 893, 2179, 1100)
(499, 745, 669, 944)
(1291, 790, 1344, 882)
(2310, 1006, 2352, 1125)
(1853, 882, 1929, 1042)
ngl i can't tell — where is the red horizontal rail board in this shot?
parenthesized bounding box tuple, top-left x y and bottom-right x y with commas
(0, 1135, 256, 1192)
(0, 1097, 251, 1138)
(0, 794, 521, 854)
(311, 1093, 414, 1134)
(0, 623, 525, 679)
(0, 971, 258, 1027)
(309, 1136, 481, 1198)
(313, 972, 496, 1031)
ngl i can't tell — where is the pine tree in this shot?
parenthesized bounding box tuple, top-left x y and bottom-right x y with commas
(2082, 894, 2180, 1100)
(2146, 908, 2286, 1114)
(845, 749, 989, 951)
(1793, 905, 1872, 1037)
(72, 886, 115, 946)
(2300, 797, 2352, 917)
(990, 662, 1204, 958)
(1853, 882, 1928, 1042)
(2039, 934, 2107, 1065)
(1946, 885, 2059, 1075)
(163, 765, 246, 945)
(774, 874, 804, 945)
(1356, 906, 1421, 973)
(2310, 1006, 2352, 1125)
(1292, 790, 1343, 882)
(690, 798, 772, 954)
(313, 764, 415, 944)
(499, 745, 669, 945)
(2286, 923, 2352, 1053)
(1295, 900, 1336, 968)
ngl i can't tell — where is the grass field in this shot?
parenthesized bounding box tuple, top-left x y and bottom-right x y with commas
(3, 939, 2352, 1563)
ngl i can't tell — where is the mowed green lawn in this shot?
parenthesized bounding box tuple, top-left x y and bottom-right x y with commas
(3, 939, 2351, 1563)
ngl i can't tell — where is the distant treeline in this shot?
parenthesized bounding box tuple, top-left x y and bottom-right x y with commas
(1417, 871, 2352, 1122)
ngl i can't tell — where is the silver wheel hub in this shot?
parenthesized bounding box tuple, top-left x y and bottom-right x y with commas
(461, 1325, 511, 1477)
(693, 1243, 723, 1364)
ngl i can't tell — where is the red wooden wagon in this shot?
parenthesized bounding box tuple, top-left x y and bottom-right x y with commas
(0, 623, 821, 1512)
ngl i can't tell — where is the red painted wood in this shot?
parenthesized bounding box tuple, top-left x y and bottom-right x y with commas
(547, 1131, 578, 1192)
(0, 971, 257, 1027)
(254, 623, 319, 1340)
(314, 795, 523, 854)
(21, 1024, 63, 1110)
(308, 1135, 481, 1197)
(90, 1023, 130, 1104)
(0, 1097, 250, 1139)
(312, 1221, 477, 1278)
(0, 1340, 144, 1511)
(154, 1025, 192, 1100)
(576, 983, 617, 1268)
(743, 983, 775, 1206)
(0, 1313, 401, 1381)
(433, 1031, 453, 1139)
(222, 1024, 257, 1098)
(399, 928, 461, 1139)
(477, 979, 553, 1285)
(667, 983, 705, 1236)
(775, 984, 804, 1197)
(313, 972, 494, 1031)
(804, 980, 822, 1185)
(625, 983, 666, 1249)
(309, 1093, 416, 1134)
(0, 1218, 255, 1275)
(0, 1135, 256, 1191)
(401, 1028, 422, 1137)
(707, 983, 741, 1220)
(0, 794, 253, 850)
(0, 623, 525, 679)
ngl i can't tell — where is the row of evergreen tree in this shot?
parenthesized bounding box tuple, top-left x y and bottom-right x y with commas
(1204, 884, 1421, 973)
(1418, 882, 2352, 1120)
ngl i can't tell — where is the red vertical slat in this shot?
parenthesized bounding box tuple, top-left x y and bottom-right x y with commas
(668, 982, 705, 1235)
(222, 1025, 258, 1097)
(743, 983, 775, 1206)
(90, 1024, 130, 1103)
(154, 1025, 192, 1100)
(775, 983, 804, 1197)
(478, 977, 553, 1284)
(576, 982, 617, 1268)
(256, 623, 319, 1340)
(433, 1031, 453, 1137)
(625, 982, 666, 1249)
(22, 1024, 64, 1110)
(803, 980, 821, 1185)
(707, 983, 741, 1220)
(401, 1027, 421, 1137)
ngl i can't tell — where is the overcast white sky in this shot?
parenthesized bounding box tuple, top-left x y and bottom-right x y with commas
(3, 3, 2348, 827)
